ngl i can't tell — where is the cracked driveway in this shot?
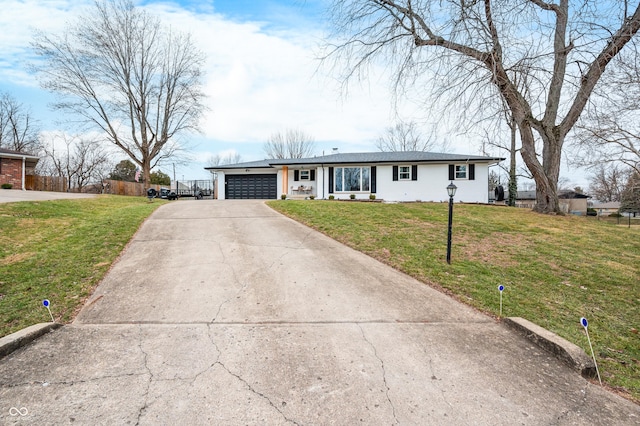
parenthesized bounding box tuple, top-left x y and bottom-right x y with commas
(1, 200, 638, 425)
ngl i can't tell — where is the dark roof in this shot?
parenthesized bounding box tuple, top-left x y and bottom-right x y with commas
(206, 151, 504, 170)
(516, 190, 536, 200)
(0, 148, 39, 158)
(502, 190, 590, 200)
(207, 159, 273, 170)
(558, 190, 589, 199)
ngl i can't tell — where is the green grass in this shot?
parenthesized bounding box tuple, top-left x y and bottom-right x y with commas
(0, 195, 163, 337)
(267, 200, 640, 403)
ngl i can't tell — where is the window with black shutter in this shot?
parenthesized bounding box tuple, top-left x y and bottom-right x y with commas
(411, 165, 418, 181)
(294, 170, 299, 181)
(392, 165, 399, 181)
(449, 164, 471, 180)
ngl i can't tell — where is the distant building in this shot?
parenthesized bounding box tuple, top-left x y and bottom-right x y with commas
(0, 148, 39, 190)
(591, 201, 620, 216)
(497, 189, 589, 215)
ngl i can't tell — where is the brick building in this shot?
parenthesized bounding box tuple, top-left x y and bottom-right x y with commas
(0, 148, 40, 190)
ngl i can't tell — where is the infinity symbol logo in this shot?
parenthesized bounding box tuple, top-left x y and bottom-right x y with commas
(9, 407, 28, 416)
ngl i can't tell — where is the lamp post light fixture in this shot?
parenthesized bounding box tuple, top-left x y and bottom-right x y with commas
(446, 181, 457, 264)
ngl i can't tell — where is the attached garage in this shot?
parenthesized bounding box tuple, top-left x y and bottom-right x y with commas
(225, 174, 277, 199)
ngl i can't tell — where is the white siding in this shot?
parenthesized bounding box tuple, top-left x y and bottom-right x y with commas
(286, 168, 317, 197)
(324, 163, 490, 203)
(216, 171, 226, 200)
(214, 162, 491, 203)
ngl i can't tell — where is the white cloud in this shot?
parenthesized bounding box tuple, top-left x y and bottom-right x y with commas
(0, 0, 93, 86)
(143, 2, 401, 150)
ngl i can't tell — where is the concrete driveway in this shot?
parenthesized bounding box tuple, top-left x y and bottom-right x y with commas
(0, 190, 96, 203)
(1, 200, 638, 424)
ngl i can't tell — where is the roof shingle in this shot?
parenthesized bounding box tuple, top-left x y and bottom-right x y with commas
(206, 151, 504, 170)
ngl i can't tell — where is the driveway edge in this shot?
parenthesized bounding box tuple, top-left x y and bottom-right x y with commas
(504, 317, 596, 378)
(0, 323, 62, 360)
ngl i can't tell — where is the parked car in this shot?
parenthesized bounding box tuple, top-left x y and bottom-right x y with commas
(159, 188, 178, 200)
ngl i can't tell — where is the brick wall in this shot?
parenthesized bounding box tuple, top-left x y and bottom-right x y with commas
(0, 158, 23, 188)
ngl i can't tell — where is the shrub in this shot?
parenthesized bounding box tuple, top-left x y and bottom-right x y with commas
(309, 195, 315, 200)
(1, 183, 13, 189)
(369, 194, 376, 200)
(329, 195, 335, 200)
(609, 212, 623, 218)
(281, 194, 287, 200)
(350, 194, 356, 200)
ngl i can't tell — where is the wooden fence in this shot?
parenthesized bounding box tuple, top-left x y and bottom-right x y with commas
(27, 175, 67, 192)
(102, 179, 162, 197)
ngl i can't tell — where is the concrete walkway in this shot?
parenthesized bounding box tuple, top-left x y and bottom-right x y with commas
(1, 200, 638, 424)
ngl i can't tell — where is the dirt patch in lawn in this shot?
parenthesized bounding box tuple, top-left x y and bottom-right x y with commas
(0, 252, 36, 266)
(460, 232, 527, 267)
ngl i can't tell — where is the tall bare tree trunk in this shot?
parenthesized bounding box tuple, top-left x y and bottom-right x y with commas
(508, 115, 517, 207)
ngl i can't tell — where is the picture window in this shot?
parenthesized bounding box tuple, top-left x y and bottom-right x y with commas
(334, 167, 370, 192)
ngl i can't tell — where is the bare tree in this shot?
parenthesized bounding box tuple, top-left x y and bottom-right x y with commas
(264, 128, 316, 159)
(376, 121, 437, 152)
(323, 1, 640, 213)
(588, 164, 630, 202)
(43, 133, 112, 192)
(207, 152, 243, 167)
(32, 0, 206, 185)
(573, 46, 640, 176)
(0, 92, 41, 154)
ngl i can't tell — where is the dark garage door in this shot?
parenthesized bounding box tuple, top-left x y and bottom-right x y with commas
(225, 174, 277, 199)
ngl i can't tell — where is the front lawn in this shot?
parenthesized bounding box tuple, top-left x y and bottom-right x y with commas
(0, 195, 163, 337)
(267, 200, 640, 403)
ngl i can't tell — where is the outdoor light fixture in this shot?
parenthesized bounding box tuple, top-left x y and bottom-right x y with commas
(447, 181, 457, 198)
(446, 181, 457, 264)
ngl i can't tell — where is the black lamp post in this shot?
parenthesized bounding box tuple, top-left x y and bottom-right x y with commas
(446, 181, 457, 264)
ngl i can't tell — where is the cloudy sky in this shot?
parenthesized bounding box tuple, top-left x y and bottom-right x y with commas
(0, 0, 586, 186)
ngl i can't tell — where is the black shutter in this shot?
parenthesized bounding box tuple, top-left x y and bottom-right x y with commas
(469, 164, 475, 180)
(448, 164, 455, 180)
(310, 169, 316, 181)
(411, 165, 418, 181)
(328, 167, 334, 193)
(392, 165, 398, 181)
(371, 166, 377, 193)
(294, 170, 299, 181)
